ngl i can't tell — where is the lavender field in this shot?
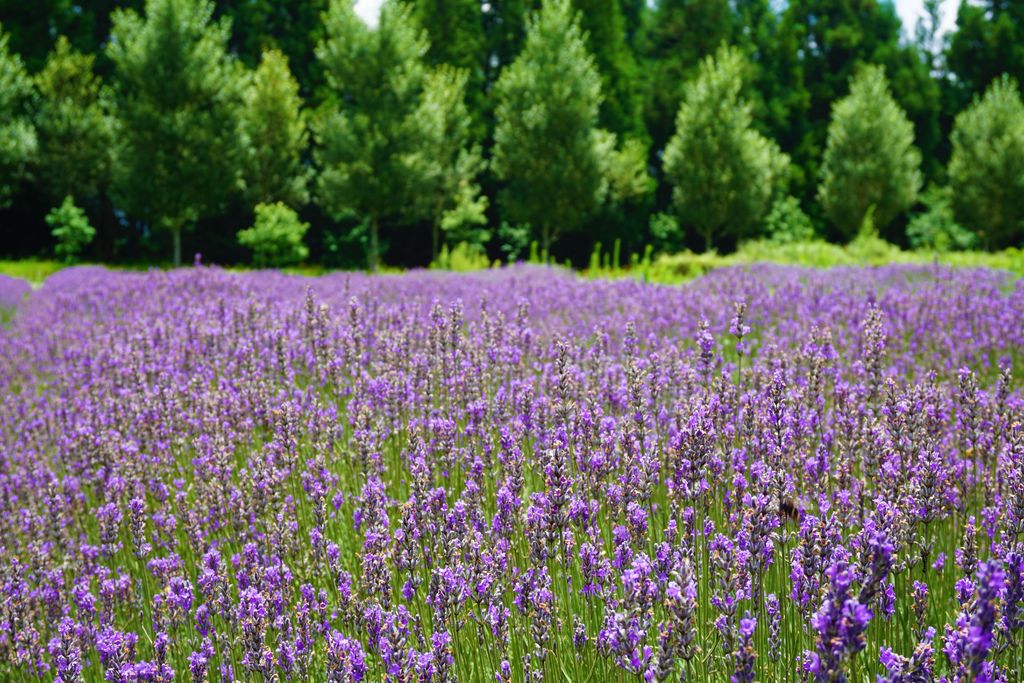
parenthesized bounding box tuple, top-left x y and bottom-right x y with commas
(1, 264, 1023, 682)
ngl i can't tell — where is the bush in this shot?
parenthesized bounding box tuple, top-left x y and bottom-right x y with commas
(907, 186, 975, 252)
(764, 196, 816, 244)
(237, 202, 310, 267)
(430, 241, 494, 272)
(46, 196, 95, 263)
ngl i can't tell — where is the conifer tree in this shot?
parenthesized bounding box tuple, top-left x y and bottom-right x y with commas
(663, 46, 789, 251)
(818, 66, 921, 240)
(108, 0, 245, 266)
(0, 24, 35, 209)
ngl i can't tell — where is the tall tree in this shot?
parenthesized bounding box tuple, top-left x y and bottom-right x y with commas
(32, 36, 116, 202)
(108, 0, 245, 266)
(407, 65, 488, 261)
(946, 0, 1024, 115)
(240, 49, 309, 209)
(573, 0, 645, 139)
(818, 66, 921, 240)
(663, 46, 788, 252)
(781, 0, 940, 200)
(639, 0, 733, 152)
(413, 0, 487, 131)
(482, 0, 533, 87)
(948, 76, 1024, 250)
(215, 0, 329, 96)
(0, 23, 35, 209)
(493, 0, 647, 255)
(315, 0, 481, 271)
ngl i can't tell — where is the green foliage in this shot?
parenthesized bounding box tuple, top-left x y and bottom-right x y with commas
(780, 0, 939, 198)
(430, 241, 494, 271)
(948, 76, 1024, 250)
(764, 195, 815, 244)
(413, 0, 488, 135)
(492, 0, 606, 253)
(907, 185, 976, 252)
(663, 46, 788, 252)
(237, 201, 310, 267)
(241, 49, 309, 208)
(32, 36, 116, 202)
(946, 0, 1024, 115)
(0, 24, 36, 209)
(407, 65, 488, 259)
(573, 0, 644, 138)
(46, 196, 96, 263)
(819, 66, 921, 241)
(108, 0, 245, 266)
(316, 0, 468, 271)
(639, 0, 733, 151)
(648, 212, 682, 252)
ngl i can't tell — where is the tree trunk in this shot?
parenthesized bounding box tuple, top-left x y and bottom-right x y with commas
(172, 226, 182, 268)
(431, 221, 439, 264)
(541, 224, 552, 263)
(704, 228, 713, 253)
(367, 218, 379, 273)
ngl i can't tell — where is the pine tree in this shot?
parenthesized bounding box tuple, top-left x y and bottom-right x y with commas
(241, 49, 309, 209)
(407, 65, 488, 261)
(946, 0, 1024, 114)
(0, 23, 35, 209)
(662, 46, 788, 252)
(413, 0, 488, 133)
(33, 37, 116, 202)
(316, 0, 481, 271)
(640, 0, 733, 152)
(108, 0, 245, 266)
(492, 0, 606, 255)
(948, 76, 1024, 249)
(573, 0, 644, 139)
(818, 66, 921, 240)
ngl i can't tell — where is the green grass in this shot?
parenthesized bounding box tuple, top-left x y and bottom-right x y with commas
(0, 259, 67, 285)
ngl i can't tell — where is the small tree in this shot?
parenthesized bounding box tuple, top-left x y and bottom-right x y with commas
(0, 24, 36, 208)
(237, 202, 310, 267)
(948, 75, 1024, 249)
(47, 195, 96, 263)
(663, 46, 789, 252)
(408, 65, 488, 261)
(492, 0, 611, 255)
(818, 65, 921, 241)
(316, 0, 467, 271)
(108, 0, 245, 266)
(241, 49, 309, 208)
(33, 37, 116, 203)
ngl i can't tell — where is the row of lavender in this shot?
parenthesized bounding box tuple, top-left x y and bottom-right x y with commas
(0, 264, 1022, 682)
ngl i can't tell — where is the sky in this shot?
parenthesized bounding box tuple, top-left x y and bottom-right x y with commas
(353, 0, 960, 38)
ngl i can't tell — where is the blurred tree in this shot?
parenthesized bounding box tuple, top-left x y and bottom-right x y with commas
(946, 0, 1024, 115)
(948, 76, 1024, 249)
(639, 0, 733, 152)
(47, 195, 96, 262)
(818, 66, 921, 240)
(108, 0, 245, 266)
(413, 0, 488, 134)
(573, 0, 644, 139)
(237, 201, 310, 266)
(215, 0, 328, 96)
(0, 24, 35, 209)
(663, 46, 788, 252)
(240, 49, 309, 209)
(32, 36, 116, 202)
(492, 0, 610, 255)
(781, 0, 940, 200)
(315, 0, 482, 271)
(407, 65, 488, 261)
(0, 1, 143, 74)
(482, 0, 533, 87)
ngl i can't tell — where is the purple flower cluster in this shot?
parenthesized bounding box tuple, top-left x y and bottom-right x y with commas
(0, 263, 1022, 681)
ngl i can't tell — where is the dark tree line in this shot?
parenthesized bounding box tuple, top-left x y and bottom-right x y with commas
(1, 0, 1022, 268)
